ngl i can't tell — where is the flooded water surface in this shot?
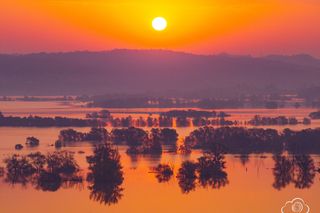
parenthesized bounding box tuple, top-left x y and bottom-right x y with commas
(0, 101, 319, 213)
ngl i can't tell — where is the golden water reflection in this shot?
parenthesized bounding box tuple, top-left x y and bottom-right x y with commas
(0, 147, 319, 213)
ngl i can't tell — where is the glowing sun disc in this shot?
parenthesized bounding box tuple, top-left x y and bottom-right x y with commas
(152, 17, 167, 31)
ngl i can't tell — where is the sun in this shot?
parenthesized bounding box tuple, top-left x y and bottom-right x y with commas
(152, 17, 167, 31)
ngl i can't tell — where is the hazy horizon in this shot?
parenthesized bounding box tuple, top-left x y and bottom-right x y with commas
(1, 48, 320, 62)
(1, 49, 319, 96)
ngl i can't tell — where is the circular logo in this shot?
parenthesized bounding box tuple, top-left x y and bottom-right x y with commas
(291, 201, 304, 213)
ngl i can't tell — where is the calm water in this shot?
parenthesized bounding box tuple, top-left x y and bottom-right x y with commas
(0, 101, 319, 213)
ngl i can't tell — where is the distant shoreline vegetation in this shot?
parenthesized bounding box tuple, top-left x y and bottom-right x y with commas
(85, 96, 291, 109)
(50, 126, 320, 154)
(0, 110, 312, 128)
(248, 115, 311, 126)
(0, 112, 101, 127)
(2, 94, 320, 109)
(160, 109, 230, 118)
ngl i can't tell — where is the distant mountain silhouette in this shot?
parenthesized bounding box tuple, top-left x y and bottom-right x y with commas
(0, 49, 319, 96)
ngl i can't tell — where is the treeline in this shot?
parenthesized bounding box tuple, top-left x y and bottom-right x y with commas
(85, 95, 311, 109)
(53, 126, 320, 154)
(55, 127, 178, 154)
(87, 96, 194, 108)
(108, 115, 237, 128)
(0, 111, 237, 128)
(0, 113, 102, 127)
(84, 110, 236, 127)
(86, 96, 298, 109)
(184, 126, 320, 154)
(0, 96, 74, 102)
(87, 97, 244, 109)
(248, 115, 311, 126)
(160, 110, 229, 118)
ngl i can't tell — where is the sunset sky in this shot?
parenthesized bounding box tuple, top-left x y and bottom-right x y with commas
(1, 0, 320, 56)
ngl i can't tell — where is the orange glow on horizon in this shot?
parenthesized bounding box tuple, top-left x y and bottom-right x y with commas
(1, 0, 320, 56)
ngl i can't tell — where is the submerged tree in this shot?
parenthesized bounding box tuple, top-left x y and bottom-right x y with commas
(46, 151, 79, 175)
(272, 155, 294, 190)
(27, 152, 46, 172)
(177, 149, 228, 193)
(3, 154, 36, 185)
(2, 151, 82, 191)
(292, 155, 315, 189)
(272, 155, 316, 190)
(176, 161, 197, 194)
(57, 128, 109, 145)
(152, 164, 174, 183)
(36, 171, 62, 192)
(197, 152, 228, 189)
(25, 136, 40, 147)
(85, 128, 109, 141)
(86, 143, 124, 205)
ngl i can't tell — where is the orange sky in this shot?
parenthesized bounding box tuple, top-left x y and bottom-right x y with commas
(1, 0, 320, 56)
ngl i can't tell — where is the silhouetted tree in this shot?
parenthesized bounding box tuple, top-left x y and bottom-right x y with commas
(292, 155, 315, 189)
(36, 171, 62, 192)
(86, 143, 124, 205)
(15, 144, 23, 150)
(272, 155, 294, 190)
(152, 164, 174, 183)
(27, 152, 46, 172)
(26, 136, 40, 147)
(3, 154, 36, 185)
(272, 155, 316, 190)
(177, 161, 197, 194)
(2, 151, 82, 191)
(46, 152, 79, 175)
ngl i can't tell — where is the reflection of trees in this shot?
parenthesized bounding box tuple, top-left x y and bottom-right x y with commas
(2, 152, 82, 191)
(152, 164, 174, 183)
(177, 161, 197, 194)
(272, 155, 316, 190)
(293, 155, 315, 189)
(1, 147, 124, 205)
(272, 155, 293, 190)
(177, 151, 229, 193)
(238, 154, 250, 166)
(4, 154, 36, 186)
(1, 146, 125, 204)
(86, 143, 124, 205)
(197, 153, 228, 189)
(36, 171, 62, 192)
(88, 182, 123, 205)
